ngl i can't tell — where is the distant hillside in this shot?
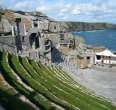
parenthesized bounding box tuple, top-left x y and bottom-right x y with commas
(59, 21, 116, 32)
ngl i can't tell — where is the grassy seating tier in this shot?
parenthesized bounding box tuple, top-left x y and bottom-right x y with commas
(20, 58, 84, 109)
(0, 52, 36, 110)
(0, 51, 55, 110)
(30, 60, 116, 110)
(20, 56, 116, 110)
(10, 55, 74, 110)
(0, 51, 116, 110)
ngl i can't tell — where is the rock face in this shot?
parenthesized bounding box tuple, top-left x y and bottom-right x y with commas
(0, 16, 12, 33)
(59, 21, 116, 32)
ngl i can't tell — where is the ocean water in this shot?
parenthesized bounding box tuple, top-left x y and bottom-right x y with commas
(73, 29, 116, 51)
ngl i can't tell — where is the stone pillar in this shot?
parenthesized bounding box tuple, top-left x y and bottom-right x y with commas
(38, 20, 40, 29)
(15, 17, 22, 54)
(23, 23, 27, 36)
(32, 21, 34, 28)
(11, 26, 15, 37)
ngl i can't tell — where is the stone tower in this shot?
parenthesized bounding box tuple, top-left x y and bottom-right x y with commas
(15, 17, 22, 54)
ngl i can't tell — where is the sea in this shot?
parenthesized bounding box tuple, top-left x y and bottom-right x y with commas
(73, 29, 116, 51)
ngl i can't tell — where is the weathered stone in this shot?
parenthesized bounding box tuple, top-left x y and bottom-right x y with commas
(1, 9, 116, 62)
(0, 16, 11, 33)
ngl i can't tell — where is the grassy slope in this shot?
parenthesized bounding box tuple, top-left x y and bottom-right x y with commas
(0, 52, 36, 110)
(0, 51, 116, 110)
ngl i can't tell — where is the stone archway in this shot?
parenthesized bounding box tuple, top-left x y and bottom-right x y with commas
(29, 33, 39, 49)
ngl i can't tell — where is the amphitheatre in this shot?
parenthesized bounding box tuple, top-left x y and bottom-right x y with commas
(0, 9, 116, 110)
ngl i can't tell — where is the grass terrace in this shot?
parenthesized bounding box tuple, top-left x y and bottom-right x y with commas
(0, 51, 116, 110)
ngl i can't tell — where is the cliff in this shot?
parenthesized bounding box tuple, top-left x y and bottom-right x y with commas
(59, 21, 116, 32)
(0, 9, 116, 33)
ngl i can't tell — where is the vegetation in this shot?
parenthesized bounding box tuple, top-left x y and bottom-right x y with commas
(0, 51, 116, 110)
(0, 51, 34, 110)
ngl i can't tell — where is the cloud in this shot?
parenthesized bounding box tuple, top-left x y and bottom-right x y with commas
(55, 1, 116, 23)
(1, 0, 116, 23)
(0, 0, 3, 6)
(13, 1, 33, 10)
(36, 0, 65, 13)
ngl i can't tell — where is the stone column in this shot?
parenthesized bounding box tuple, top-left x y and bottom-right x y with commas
(23, 23, 27, 36)
(15, 17, 22, 54)
(32, 21, 34, 28)
(38, 20, 40, 29)
(11, 26, 15, 37)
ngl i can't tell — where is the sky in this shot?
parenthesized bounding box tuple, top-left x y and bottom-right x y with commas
(0, 0, 116, 23)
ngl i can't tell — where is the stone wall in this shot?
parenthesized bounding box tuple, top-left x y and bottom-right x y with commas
(37, 19, 49, 31)
(48, 22, 60, 32)
(0, 35, 17, 53)
(0, 22, 3, 32)
(0, 16, 12, 33)
(45, 33, 60, 47)
(0, 42, 16, 54)
(0, 36, 15, 45)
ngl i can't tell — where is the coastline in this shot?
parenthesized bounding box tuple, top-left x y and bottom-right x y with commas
(72, 29, 106, 33)
(72, 29, 116, 51)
